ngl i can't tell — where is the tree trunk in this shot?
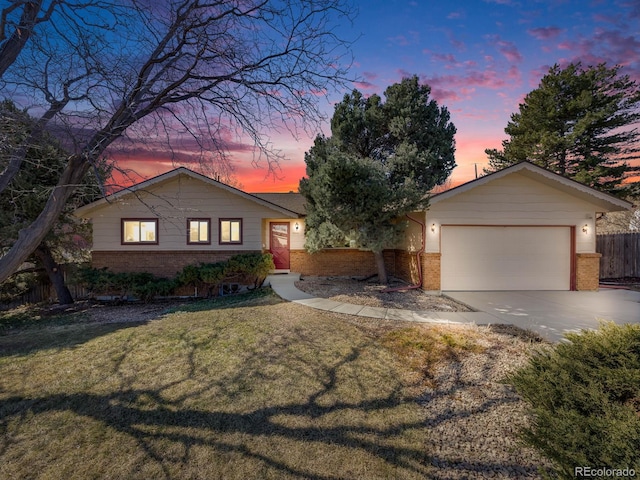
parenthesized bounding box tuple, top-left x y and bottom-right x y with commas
(373, 250, 388, 285)
(0, 153, 90, 284)
(0, 0, 43, 78)
(34, 243, 74, 305)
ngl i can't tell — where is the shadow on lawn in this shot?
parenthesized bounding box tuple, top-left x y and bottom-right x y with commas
(0, 289, 275, 358)
(0, 300, 541, 479)
(0, 339, 431, 479)
(0, 321, 148, 357)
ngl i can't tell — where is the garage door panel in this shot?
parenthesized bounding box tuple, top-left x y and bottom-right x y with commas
(441, 226, 571, 291)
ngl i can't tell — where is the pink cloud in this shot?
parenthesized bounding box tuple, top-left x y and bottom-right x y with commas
(416, 65, 523, 104)
(485, 35, 523, 63)
(430, 52, 458, 63)
(387, 31, 420, 46)
(527, 26, 564, 40)
(498, 41, 523, 63)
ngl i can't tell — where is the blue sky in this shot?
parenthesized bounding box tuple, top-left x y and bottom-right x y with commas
(123, 0, 640, 191)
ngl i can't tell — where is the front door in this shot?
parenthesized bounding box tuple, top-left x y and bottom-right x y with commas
(270, 222, 290, 269)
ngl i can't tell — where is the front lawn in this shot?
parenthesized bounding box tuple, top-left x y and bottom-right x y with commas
(0, 293, 430, 479)
(0, 291, 548, 479)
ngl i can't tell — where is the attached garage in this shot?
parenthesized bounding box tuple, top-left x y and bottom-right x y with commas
(440, 226, 572, 291)
(420, 162, 632, 292)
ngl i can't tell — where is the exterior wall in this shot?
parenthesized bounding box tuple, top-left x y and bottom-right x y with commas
(425, 172, 600, 255)
(262, 219, 306, 250)
(421, 253, 441, 291)
(394, 249, 421, 284)
(576, 253, 602, 291)
(398, 212, 425, 252)
(87, 174, 295, 252)
(92, 250, 258, 277)
(290, 249, 396, 278)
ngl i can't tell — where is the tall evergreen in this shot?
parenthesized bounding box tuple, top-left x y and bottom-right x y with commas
(485, 63, 640, 195)
(300, 76, 456, 283)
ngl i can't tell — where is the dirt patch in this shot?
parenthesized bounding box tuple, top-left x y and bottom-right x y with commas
(295, 275, 473, 311)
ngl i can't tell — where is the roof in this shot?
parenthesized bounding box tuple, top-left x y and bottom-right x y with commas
(253, 193, 306, 215)
(75, 167, 302, 218)
(430, 161, 633, 213)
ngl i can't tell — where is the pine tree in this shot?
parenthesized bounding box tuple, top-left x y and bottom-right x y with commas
(300, 76, 456, 283)
(485, 63, 640, 195)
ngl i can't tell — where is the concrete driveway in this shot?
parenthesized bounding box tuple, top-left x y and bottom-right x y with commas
(444, 289, 640, 342)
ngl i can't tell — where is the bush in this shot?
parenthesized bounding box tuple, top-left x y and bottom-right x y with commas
(77, 267, 178, 302)
(79, 253, 275, 301)
(508, 322, 640, 479)
(224, 253, 274, 288)
(176, 253, 275, 295)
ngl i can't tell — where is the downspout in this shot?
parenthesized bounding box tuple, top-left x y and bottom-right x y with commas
(382, 214, 425, 292)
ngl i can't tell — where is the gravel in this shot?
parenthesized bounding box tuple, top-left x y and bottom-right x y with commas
(418, 325, 553, 479)
(295, 275, 473, 311)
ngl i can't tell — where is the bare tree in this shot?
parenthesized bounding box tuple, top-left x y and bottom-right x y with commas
(0, 0, 354, 284)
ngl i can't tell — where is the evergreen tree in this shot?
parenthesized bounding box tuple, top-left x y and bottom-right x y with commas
(300, 76, 456, 283)
(485, 63, 640, 195)
(0, 101, 104, 304)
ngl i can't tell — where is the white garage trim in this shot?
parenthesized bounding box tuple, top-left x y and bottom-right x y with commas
(441, 225, 574, 291)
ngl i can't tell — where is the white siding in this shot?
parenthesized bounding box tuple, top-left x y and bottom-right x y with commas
(425, 173, 599, 254)
(90, 174, 295, 251)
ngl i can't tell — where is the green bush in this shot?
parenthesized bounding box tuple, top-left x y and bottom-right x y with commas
(508, 322, 640, 479)
(224, 252, 275, 288)
(176, 253, 275, 295)
(78, 253, 275, 301)
(77, 267, 178, 302)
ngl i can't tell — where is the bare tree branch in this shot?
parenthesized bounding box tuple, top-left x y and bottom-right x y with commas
(0, 0, 355, 283)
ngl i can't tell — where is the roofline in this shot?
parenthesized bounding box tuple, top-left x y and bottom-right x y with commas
(431, 161, 633, 211)
(75, 167, 301, 218)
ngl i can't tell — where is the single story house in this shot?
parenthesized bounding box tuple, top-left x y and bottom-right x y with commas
(75, 161, 632, 291)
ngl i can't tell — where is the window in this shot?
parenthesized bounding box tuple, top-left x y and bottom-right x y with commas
(122, 219, 158, 244)
(187, 218, 211, 244)
(219, 218, 242, 244)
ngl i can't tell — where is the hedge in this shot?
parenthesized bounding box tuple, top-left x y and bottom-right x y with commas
(79, 252, 275, 301)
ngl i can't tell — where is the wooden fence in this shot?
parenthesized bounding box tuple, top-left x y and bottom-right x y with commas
(596, 233, 640, 279)
(1, 266, 89, 310)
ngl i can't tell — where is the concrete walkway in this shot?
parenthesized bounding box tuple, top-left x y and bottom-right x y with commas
(266, 273, 498, 326)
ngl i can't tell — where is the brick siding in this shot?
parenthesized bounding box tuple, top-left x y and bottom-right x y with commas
(394, 250, 421, 284)
(92, 250, 259, 278)
(576, 253, 601, 291)
(290, 249, 396, 278)
(421, 253, 441, 291)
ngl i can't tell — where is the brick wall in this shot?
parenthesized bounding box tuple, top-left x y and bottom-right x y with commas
(94, 248, 426, 285)
(576, 253, 601, 291)
(394, 250, 421, 284)
(92, 250, 258, 277)
(421, 253, 441, 291)
(290, 249, 397, 278)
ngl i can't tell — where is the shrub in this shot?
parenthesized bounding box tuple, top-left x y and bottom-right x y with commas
(78, 253, 276, 301)
(176, 253, 275, 295)
(508, 322, 640, 479)
(77, 267, 178, 302)
(224, 253, 274, 288)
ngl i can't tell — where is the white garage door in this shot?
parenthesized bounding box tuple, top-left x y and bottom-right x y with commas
(441, 226, 571, 291)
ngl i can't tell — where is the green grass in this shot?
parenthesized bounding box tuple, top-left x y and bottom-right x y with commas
(0, 293, 440, 479)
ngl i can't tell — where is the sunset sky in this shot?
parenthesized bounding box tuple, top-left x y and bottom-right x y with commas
(114, 0, 640, 193)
